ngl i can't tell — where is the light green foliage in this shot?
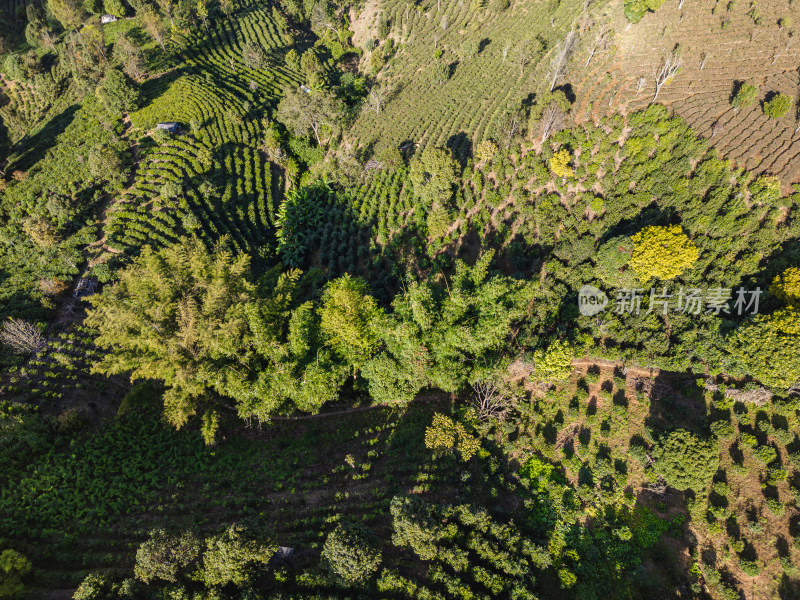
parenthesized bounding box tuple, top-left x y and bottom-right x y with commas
(628, 225, 699, 283)
(72, 574, 111, 600)
(134, 529, 201, 584)
(624, 0, 664, 22)
(390, 496, 442, 561)
(532, 339, 573, 383)
(425, 202, 454, 238)
(424, 413, 480, 461)
(95, 68, 140, 117)
(730, 83, 758, 109)
(594, 236, 637, 288)
(321, 522, 382, 584)
(103, 0, 127, 17)
(409, 146, 459, 208)
(727, 307, 800, 388)
(87, 144, 126, 189)
(652, 429, 719, 491)
(475, 139, 498, 164)
(0, 550, 31, 600)
(363, 252, 534, 402)
(202, 524, 277, 587)
(319, 275, 382, 370)
(86, 238, 256, 431)
(762, 93, 792, 118)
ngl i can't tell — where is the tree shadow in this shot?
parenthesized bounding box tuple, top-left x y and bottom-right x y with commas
(643, 370, 709, 434)
(446, 131, 472, 170)
(6, 104, 79, 173)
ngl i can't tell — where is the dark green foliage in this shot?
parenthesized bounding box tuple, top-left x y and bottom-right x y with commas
(134, 529, 201, 583)
(202, 523, 277, 587)
(653, 429, 719, 491)
(0, 550, 31, 599)
(320, 522, 382, 584)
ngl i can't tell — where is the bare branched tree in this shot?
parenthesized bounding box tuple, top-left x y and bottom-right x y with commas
(367, 85, 389, 114)
(699, 51, 709, 70)
(498, 109, 524, 148)
(585, 25, 611, 67)
(540, 103, 565, 143)
(311, 4, 337, 34)
(652, 50, 682, 103)
(548, 30, 578, 91)
(471, 378, 517, 422)
(636, 76, 647, 94)
(711, 120, 723, 138)
(1, 318, 45, 354)
(512, 39, 542, 77)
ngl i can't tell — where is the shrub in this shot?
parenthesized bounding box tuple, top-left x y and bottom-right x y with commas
(652, 429, 719, 492)
(0, 550, 31, 600)
(0, 319, 45, 355)
(425, 413, 480, 462)
(135, 529, 201, 583)
(730, 83, 758, 109)
(769, 268, 800, 305)
(72, 574, 115, 600)
(321, 522, 382, 584)
(202, 524, 277, 587)
(475, 140, 498, 164)
(532, 340, 573, 383)
(763, 93, 792, 118)
(628, 225, 699, 283)
(739, 559, 760, 576)
(709, 420, 735, 439)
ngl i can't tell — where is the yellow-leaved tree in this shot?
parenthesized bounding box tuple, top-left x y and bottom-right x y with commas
(628, 225, 699, 283)
(424, 413, 480, 462)
(769, 267, 800, 305)
(549, 149, 574, 178)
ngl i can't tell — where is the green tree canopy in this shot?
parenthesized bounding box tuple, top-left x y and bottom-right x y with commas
(134, 529, 201, 584)
(652, 429, 719, 492)
(201, 524, 277, 587)
(319, 275, 382, 371)
(276, 86, 343, 147)
(409, 145, 459, 208)
(86, 237, 257, 430)
(321, 522, 382, 584)
(362, 252, 534, 405)
(96, 68, 140, 117)
(726, 306, 800, 388)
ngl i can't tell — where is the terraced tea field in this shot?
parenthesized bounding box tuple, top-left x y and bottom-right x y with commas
(1, 385, 452, 595)
(348, 0, 586, 154)
(107, 0, 299, 258)
(572, 0, 800, 186)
